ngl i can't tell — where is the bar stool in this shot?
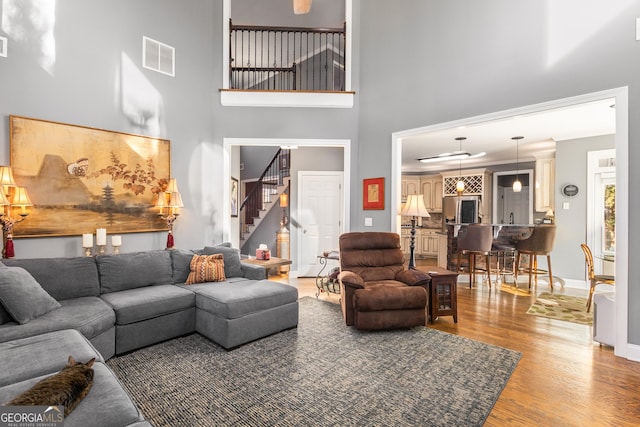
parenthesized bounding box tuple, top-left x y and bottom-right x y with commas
(456, 224, 494, 288)
(515, 225, 557, 290)
(491, 243, 517, 285)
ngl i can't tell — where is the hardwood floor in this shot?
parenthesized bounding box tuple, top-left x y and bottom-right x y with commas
(270, 261, 640, 426)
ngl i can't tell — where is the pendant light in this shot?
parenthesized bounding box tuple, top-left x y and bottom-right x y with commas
(293, 0, 312, 14)
(512, 136, 523, 193)
(455, 137, 466, 194)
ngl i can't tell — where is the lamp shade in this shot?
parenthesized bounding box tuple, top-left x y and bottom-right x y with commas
(293, 0, 312, 14)
(456, 180, 465, 193)
(10, 187, 32, 206)
(280, 193, 288, 207)
(166, 178, 180, 193)
(513, 179, 522, 193)
(169, 192, 184, 208)
(155, 192, 168, 208)
(0, 166, 16, 187)
(401, 194, 430, 218)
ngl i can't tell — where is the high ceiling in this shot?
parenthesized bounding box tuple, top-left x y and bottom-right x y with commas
(401, 99, 616, 173)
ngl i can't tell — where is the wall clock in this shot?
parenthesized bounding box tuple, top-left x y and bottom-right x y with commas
(561, 184, 579, 197)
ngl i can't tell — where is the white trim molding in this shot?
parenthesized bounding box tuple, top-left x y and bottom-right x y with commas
(392, 87, 631, 360)
(221, 0, 354, 109)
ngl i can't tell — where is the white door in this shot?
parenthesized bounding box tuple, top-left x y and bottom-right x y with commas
(297, 171, 343, 277)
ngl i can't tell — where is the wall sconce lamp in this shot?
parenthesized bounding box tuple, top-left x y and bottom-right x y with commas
(156, 178, 184, 249)
(279, 192, 289, 233)
(400, 194, 430, 269)
(0, 166, 33, 258)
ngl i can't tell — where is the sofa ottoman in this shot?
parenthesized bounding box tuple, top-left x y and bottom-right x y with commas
(0, 329, 148, 427)
(183, 280, 299, 349)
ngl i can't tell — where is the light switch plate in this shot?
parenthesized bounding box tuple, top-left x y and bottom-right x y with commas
(0, 37, 7, 58)
(365, 217, 373, 227)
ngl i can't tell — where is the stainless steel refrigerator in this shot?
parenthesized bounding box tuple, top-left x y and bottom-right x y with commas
(442, 196, 481, 229)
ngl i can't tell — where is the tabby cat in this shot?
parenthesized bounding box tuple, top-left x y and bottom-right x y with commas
(6, 356, 96, 417)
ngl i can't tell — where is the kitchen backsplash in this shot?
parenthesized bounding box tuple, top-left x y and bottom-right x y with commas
(402, 212, 442, 228)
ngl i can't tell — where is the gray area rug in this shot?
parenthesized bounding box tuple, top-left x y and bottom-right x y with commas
(107, 297, 520, 426)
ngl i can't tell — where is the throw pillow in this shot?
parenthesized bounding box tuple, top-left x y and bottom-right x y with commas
(186, 254, 226, 284)
(202, 245, 243, 278)
(0, 267, 61, 324)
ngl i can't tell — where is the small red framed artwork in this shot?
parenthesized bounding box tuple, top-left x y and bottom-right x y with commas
(363, 177, 384, 210)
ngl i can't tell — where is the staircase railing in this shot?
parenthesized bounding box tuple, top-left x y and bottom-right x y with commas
(240, 149, 291, 235)
(229, 19, 346, 91)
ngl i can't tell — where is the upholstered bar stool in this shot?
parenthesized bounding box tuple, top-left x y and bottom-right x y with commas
(515, 225, 557, 290)
(491, 242, 517, 285)
(456, 224, 494, 288)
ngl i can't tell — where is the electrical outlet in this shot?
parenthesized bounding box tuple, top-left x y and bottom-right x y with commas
(365, 217, 373, 227)
(563, 202, 570, 210)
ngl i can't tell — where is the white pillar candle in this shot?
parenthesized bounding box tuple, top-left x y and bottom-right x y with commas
(96, 228, 107, 246)
(111, 235, 122, 246)
(82, 233, 93, 248)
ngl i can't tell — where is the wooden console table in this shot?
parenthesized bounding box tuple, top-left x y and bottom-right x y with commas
(418, 266, 459, 324)
(241, 257, 292, 276)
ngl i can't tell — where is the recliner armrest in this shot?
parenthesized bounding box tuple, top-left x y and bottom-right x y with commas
(395, 269, 430, 287)
(338, 271, 365, 289)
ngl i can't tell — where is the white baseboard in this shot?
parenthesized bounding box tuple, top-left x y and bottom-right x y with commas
(624, 343, 640, 362)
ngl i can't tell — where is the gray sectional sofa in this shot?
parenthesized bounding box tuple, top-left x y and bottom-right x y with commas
(0, 246, 299, 426)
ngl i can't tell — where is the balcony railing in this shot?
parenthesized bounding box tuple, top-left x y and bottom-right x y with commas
(229, 19, 346, 92)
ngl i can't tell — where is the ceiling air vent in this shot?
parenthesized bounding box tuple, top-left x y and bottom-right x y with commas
(143, 36, 175, 77)
(0, 37, 7, 58)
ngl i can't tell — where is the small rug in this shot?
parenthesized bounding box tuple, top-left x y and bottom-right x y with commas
(527, 292, 593, 325)
(107, 297, 521, 427)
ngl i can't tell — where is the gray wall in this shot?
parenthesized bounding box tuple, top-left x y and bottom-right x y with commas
(554, 135, 615, 280)
(357, 0, 640, 344)
(0, 0, 359, 258)
(2, 1, 639, 344)
(233, 0, 344, 27)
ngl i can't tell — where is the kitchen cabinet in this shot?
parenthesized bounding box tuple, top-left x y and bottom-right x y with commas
(441, 168, 492, 222)
(401, 176, 420, 201)
(420, 175, 443, 212)
(420, 231, 439, 256)
(401, 228, 440, 258)
(535, 155, 555, 212)
(401, 228, 420, 255)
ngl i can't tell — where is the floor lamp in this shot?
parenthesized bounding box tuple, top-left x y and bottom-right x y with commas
(401, 194, 430, 269)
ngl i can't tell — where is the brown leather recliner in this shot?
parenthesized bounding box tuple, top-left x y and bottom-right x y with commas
(338, 232, 430, 330)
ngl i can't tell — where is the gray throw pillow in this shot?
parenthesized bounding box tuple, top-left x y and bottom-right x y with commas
(0, 266, 61, 324)
(202, 245, 243, 278)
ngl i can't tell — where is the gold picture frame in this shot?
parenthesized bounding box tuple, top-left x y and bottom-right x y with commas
(9, 115, 171, 237)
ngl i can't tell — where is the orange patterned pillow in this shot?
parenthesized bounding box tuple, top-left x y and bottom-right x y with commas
(186, 254, 226, 284)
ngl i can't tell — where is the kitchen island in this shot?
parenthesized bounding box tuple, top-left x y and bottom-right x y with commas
(445, 223, 536, 272)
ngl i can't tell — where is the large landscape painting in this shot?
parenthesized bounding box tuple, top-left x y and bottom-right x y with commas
(10, 116, 171, 237)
